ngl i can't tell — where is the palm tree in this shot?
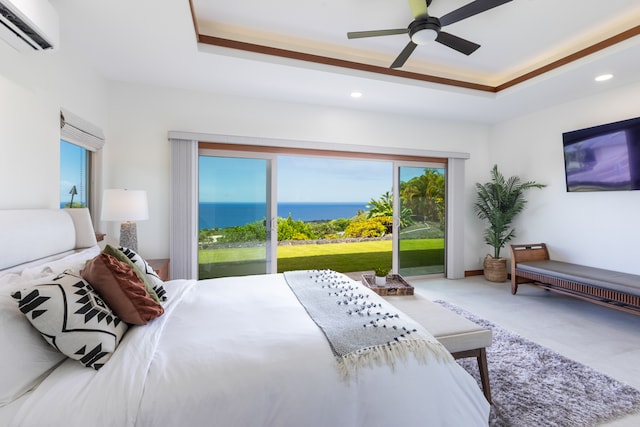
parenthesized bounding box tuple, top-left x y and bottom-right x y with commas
(473, 165, 545, 259)
(69, 185, 77, 207)
(366, 191, 413, 230)
(65, 185, 85, 208)
(400, 169, 445, 223)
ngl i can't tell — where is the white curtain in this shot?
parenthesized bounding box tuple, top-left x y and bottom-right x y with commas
(169, 138, 199, 280)
(446, 157, 466, 279)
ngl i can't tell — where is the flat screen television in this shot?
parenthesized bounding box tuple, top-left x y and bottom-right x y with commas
(562, 116, 640, 192)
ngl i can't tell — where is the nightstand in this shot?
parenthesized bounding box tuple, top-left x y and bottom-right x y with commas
(147, 258, 170, 281)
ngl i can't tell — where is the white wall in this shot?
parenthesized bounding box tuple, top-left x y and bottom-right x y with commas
(0, 41, 107, 210)
(5, 39, 638, 275)
(489, 81, 640, 274)
(105, 82, 491, 263)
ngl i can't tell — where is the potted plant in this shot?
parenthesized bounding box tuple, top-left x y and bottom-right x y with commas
(373, 265, 391, 286)
(473, 165, 545, 282)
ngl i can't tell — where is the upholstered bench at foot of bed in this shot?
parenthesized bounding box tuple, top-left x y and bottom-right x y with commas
(384, 296, 493, 404)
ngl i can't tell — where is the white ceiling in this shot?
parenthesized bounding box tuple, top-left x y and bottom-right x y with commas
(51, 0, 640, 124)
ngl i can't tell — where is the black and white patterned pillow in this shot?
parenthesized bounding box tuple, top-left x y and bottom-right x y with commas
(11, 271, 128, 370)
(119, 247, 168, 301)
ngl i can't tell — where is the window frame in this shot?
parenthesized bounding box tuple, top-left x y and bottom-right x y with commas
(59, 108, 105, 220)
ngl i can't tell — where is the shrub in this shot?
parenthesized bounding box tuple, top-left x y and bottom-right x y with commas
(278, 215, 316, 241)
(218, 220, 266, 243)
(343, 216, 390, 238)
(309, 218, 350, 238)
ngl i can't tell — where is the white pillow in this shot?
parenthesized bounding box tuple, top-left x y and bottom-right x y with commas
(0, 245, 99, 278)
(0, 286, 66, 407)
(119, 247, 168, 301)
(0, 246, 101, 406)
(26, 245, 100, 276)
(11, 271, 129, 370)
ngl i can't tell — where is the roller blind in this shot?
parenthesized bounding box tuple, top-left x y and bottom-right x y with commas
(60, 108, 105, 151)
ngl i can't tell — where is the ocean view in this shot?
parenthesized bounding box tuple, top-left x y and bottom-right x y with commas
(199, 202, 367, 230)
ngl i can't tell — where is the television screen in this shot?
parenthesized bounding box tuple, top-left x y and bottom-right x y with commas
(562, 116, 640, 192)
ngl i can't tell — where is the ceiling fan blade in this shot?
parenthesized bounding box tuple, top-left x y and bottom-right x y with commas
(439, 0, 512, 27)
(435, 31, 480, 55)
(408, 0, 429, 19)
(347, 28, 408, 39)
(390, 41, 418, 69)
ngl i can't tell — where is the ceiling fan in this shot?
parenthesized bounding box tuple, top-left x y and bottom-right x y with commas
(347, 0, 512, 69)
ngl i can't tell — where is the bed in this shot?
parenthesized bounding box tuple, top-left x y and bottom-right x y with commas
(0, 208, 489, 426)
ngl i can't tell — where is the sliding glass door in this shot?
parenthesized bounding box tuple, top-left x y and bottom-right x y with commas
(197, 148, 447, 279)
(394, 164, 446, 276)
(276, 156, 392, 274)
(198, 154, 275, 279)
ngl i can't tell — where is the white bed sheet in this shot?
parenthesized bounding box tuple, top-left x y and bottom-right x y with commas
(7, 273, 489, 427)
(0, 393, 28, 426)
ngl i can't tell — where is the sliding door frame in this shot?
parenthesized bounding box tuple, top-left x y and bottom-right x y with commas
(198, 148, 279, 275)
(170, 131, 469, 279)
(393, 160, 447, 277)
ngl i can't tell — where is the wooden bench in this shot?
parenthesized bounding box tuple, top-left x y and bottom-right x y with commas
(510, 243, 640, 316)
(385, 295, 493, 404)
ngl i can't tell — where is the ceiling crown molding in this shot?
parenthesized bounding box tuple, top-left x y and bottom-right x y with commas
(190, 0, 640, 95)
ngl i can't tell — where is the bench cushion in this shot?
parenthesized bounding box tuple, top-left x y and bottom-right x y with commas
(517, 260, 640, 297)
(384, 295, 492, 353)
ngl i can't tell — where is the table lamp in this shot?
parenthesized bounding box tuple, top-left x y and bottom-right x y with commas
(101, 189, 149, 252)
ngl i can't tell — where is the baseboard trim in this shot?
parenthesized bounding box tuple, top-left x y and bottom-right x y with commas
(465, 269, 484, 277)
(464, 270, 513, 280)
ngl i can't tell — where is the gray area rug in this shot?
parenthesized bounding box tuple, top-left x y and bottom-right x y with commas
(434, 300, 640, 427)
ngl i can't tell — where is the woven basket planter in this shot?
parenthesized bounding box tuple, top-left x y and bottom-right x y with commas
(484, 255, 507, 282)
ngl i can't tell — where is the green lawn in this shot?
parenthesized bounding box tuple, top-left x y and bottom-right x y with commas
(198, 239, 444, 278)
(279, 240, 392, 258)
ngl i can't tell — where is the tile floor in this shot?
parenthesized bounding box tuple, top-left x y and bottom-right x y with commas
(398, 275, 640, 426)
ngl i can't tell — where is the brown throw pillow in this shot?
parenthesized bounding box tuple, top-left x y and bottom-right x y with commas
(81, 253, 164, 325)
(102, 245, 160, 303)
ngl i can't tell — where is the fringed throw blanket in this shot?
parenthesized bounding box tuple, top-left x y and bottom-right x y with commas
(283, 270, 451, 378)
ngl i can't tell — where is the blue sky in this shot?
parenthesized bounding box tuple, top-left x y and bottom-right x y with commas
(199, 157, 268, 203)
(59, 141, 87, 205)
(198, 155, 395, 203)
(61, 149, 434, 205)
(277, 156, 392, 202)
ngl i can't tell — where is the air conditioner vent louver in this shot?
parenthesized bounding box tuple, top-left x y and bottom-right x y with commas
(0, 0, 58, 52)
(0, 3, 50, 49)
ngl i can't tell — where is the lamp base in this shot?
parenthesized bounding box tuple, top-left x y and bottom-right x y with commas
(120, 221, 138, 252)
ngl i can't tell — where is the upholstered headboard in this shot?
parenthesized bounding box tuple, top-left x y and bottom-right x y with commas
(0, 208, 97, 272)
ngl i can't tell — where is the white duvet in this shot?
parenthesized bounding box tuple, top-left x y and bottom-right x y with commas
(9, 273, 489, 427)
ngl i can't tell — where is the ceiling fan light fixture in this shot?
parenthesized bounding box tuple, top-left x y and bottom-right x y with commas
(411, 28, 438, 44)
(409, 17, 441, 45)
(348, 0, 508, 68)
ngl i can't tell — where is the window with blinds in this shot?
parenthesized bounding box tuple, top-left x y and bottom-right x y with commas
(59, 109, 105, 213)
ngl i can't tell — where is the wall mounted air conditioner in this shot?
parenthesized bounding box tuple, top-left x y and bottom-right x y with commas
(0, 0, 58, 51)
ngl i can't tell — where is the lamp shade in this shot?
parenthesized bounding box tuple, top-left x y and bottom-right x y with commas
(101, 189, 149, 222)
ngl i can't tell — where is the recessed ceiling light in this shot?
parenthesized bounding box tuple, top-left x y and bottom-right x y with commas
(595, 74, 613, 82)
(350, 92, 363, 98)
